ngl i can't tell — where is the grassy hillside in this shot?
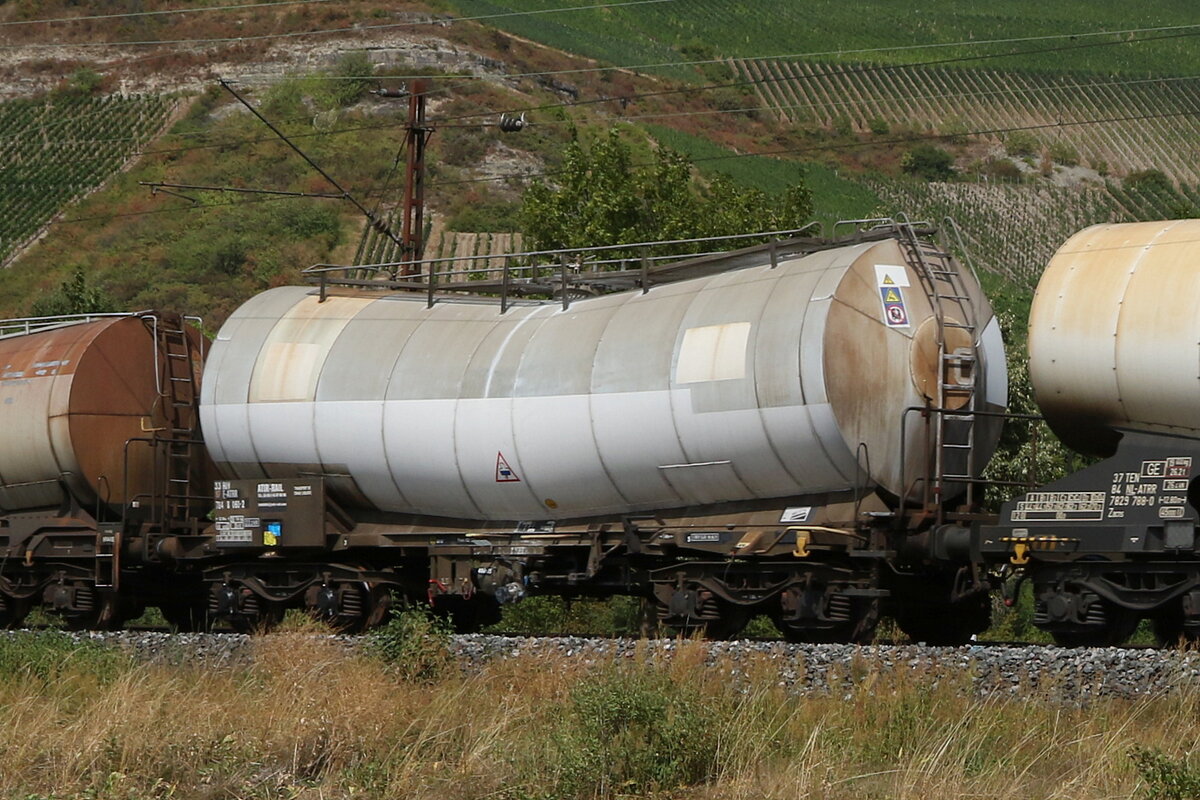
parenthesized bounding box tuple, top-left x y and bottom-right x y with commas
(434, 0, 1200, 75)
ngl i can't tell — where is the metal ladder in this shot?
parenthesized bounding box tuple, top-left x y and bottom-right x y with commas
(894, 222, 980, 518)
(155, 319, 203, 527)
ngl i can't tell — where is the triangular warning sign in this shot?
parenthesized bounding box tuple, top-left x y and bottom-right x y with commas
(496, 452, 521, 482)
(884, 288, 901, 302)
(882, 275, 895, 285)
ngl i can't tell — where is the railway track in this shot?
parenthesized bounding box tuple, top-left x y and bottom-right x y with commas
(4, 628, 1194, 702)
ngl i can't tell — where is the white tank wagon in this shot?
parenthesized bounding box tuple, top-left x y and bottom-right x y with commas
(200, 236, 1007, 523)
(1030, 219, 1200, 456)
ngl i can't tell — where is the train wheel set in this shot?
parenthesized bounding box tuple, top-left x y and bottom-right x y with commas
(2, 219, 1199, 646)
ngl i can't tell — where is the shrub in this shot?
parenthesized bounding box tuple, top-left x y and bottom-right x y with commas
(901, 144, 955, 181)
(868, 117, 890, 135)
(1006, 130, 1039, 157)
(1130, 747, 1200, 799)
(1126, 168, 1174, 193)
(981, 158, 1023, 183)
(554, 666, 722, 796)
(30, 267, 116, 316)
(364, 607, 453, 681)
(1048, 140, 1080, 167)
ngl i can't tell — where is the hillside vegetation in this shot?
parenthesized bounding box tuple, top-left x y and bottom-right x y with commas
(434, 0, 1200, 75)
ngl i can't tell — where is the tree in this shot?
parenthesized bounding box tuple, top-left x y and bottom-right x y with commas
(519, 128, 813, 256)
(30, 267, 116, 317)
(901, 144, 955, 181)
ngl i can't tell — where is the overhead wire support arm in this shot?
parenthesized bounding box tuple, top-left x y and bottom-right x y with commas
(217, 78, 404, 247)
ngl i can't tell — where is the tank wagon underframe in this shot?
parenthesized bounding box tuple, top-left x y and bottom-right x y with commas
(979, 430, 1200, 646)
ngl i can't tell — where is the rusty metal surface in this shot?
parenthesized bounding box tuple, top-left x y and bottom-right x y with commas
(0, 316, 171, 513)
(1030, 220, 1200, 455)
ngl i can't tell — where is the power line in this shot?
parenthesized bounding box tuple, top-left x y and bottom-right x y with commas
(609, 74, 1200, 127)
(425, 108, 1200, 188)
(0, 0, 338, 27)
(0, 0, 676, 49)
(425, 28, 1200, 125)
(229, 21, 1200, 84)
(43, 106, 1200, 228)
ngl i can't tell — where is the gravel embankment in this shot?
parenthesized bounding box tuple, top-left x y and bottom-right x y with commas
(10, 630, 1200, 701)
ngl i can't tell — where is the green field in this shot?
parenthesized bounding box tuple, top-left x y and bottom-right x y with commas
(434, 0, 1200, 76)
(644, 124, 881, 229)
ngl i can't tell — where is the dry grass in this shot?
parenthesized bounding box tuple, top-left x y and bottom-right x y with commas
(0, 628, 1197, 800)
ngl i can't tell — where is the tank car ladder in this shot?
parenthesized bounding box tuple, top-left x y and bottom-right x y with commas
(895, 223, 980, 519)
(155, 319, 204, 529)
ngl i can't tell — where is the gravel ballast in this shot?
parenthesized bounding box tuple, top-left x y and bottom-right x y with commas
(7, 630, 1200, 702)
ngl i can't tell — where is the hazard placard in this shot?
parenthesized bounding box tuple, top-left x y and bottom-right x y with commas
(496, 452, 521, 482)
(879, 285, 910, 328)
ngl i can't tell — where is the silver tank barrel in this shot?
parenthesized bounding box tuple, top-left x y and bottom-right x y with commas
(200, 238, 1006, 521)
(1030, 219, 1200, 455)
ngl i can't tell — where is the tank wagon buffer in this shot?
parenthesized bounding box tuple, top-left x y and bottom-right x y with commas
(0, 312, 211, 629)
(978, 220, 1200, 646)
(201, 222, 1007, 641)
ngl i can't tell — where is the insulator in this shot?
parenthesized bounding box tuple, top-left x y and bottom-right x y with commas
(498, 113, 526, 133)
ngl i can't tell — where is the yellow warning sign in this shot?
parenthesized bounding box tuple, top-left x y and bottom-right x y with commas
(882, 275, 895, 285)
(884, 288, 901, 302)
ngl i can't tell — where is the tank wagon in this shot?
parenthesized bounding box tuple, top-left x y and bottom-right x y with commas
(979, 219, 1200, 646)
(199, 222, 1007, 641)
(0, 312, 210, 629)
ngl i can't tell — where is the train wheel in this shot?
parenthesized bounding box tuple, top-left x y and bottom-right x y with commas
(1049, 602, 1139, 648)
(776, 597, 879, 644)
(227, 591, 285, 634)
(0, 594, 30, 629)
(62, 592, 125, 631)
(1149, 599, 1200, 647)
(895, 595, 990, 646)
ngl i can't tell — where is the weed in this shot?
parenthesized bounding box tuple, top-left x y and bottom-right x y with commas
(364, 607, 453, 681)
(1131, 747, 1200, 799)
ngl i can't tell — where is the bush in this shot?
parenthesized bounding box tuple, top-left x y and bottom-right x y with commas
(1048, 140, 1080, 167)
(30, 267, 116, 316)
(868, 117, 890, 135)
(1130, 747, 1200, 799)
(364, 607, 453, 681)
(981, 158, 1023, 183)
(554, 666, 722, 796)
(901, 144, 955, 181)
(1006, 130, 1039, 157)
(1126, 168, 1174, 193)
(326, 51, 375, 108)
